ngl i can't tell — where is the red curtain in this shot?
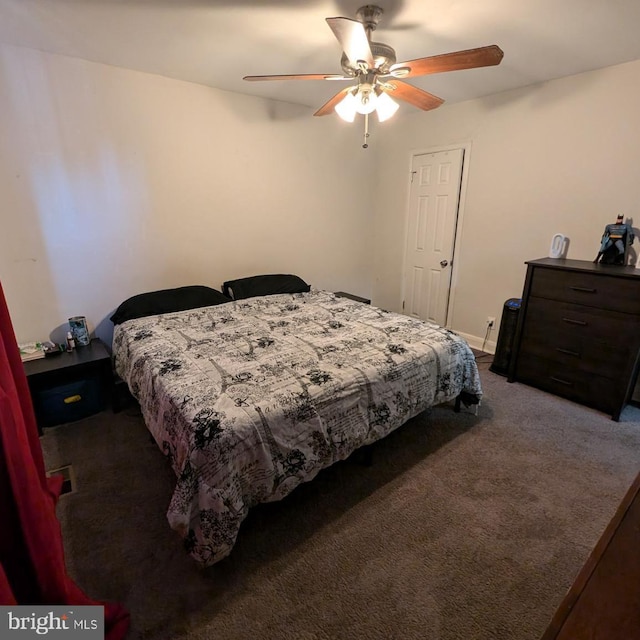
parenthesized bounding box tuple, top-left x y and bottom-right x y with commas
(0, 282, 129, 638)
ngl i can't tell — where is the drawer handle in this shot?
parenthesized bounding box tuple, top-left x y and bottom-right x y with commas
(569, 286, 596, 293)
(556, 347, 580, 357)
(550, 376, 574, 386)
(63, 394, 82, 404)
(562, 317, 587, 326)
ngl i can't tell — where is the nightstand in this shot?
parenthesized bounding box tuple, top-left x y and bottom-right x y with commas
(24, 338, 113, 432)
(334, 291, 371, 305)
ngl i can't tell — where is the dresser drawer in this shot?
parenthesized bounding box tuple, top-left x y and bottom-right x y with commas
(516, 354, 619, 413)
(519, 298, 638, 378)
(530, 268, 640, 314)
(524, 297, 638, 340)
(519, 336, 630, 380)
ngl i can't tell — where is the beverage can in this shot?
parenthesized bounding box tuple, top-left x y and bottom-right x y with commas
(69, 316, 90, 346)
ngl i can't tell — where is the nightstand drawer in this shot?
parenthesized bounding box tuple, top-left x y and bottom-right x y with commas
(516, 354, 618, 413)
(530, 269, 640, 314)
(32, 377, 105, 429)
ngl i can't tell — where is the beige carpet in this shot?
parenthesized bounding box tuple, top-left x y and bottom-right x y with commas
(40, 357, 640, 640)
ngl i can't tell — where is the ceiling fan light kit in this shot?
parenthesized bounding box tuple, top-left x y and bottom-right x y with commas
(372, 90, 399, 121)
(243, 5, 504, 148)
(334, 91, 358, 122)
(334, 84, 399, 123)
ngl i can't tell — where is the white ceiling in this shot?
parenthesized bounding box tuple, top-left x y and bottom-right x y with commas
(2, 0, 640, 114)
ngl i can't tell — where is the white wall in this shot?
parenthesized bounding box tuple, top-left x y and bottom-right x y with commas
(4, 42, 640, 354)
(371, 59, 640, 349)
(0, 44, 374, 347)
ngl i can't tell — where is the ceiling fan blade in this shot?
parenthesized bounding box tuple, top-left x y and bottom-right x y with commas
(244, 73, 350, 82)
(313, 88, 352, 117)
(391, 45, 504, 78)
(326, 17, 374, 68)
(383, 81, 444, 111)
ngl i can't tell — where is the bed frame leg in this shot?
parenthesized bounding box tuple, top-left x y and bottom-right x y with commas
(454, 394, 480, 415)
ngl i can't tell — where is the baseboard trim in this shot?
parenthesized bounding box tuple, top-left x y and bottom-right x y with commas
(455, 330, 496, 355)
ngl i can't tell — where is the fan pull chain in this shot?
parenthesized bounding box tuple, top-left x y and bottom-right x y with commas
(362, 113, 370, 149)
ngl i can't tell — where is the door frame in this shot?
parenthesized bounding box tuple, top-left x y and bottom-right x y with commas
(400, 141, 472, 328)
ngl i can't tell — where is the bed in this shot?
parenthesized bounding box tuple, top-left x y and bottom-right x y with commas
(112, 277, 482, 566)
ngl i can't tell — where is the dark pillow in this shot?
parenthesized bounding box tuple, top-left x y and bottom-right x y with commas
(222, 274, 310, 300)
(110, 285, 231, 325)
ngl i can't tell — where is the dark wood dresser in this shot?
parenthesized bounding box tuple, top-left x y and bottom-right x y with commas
(508, 258, 640, 421)
(541, 471, 640, 639)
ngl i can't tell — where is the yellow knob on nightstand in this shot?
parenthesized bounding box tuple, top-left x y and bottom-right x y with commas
(63, 394, 82, 404)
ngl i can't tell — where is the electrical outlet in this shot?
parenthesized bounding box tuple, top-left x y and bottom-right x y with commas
(487, 316, 496, 328)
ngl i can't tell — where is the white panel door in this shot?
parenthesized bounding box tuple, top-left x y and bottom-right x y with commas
(403, 148, 464, 326)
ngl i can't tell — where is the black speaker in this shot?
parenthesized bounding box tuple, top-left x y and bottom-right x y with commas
(490, 298, 521, 376)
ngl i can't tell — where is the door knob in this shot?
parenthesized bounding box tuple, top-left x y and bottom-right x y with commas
(440, 260, 449, 268)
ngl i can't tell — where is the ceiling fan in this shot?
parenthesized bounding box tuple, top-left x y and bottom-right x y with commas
(244, 5, 504, 146)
